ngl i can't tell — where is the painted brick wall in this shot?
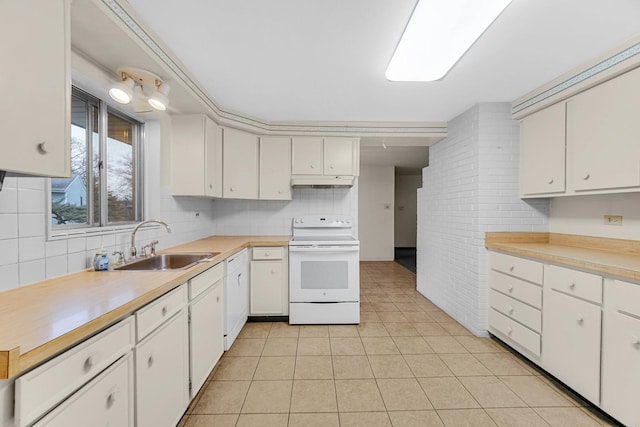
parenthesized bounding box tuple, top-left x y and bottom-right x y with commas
(417, 103, 549, 335)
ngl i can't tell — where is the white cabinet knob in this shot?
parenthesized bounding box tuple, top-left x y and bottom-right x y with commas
(583, 173, 590, 180)
(148, 355, 154, 367)
(229, 187, 234, 192)
(507, 327, 513, 335)
(271, 270, 275, 274)
(508, 306, 514, 314)
(161, 306, 168, 316)
(277, 190, 282, 194)
(107, 391, 118, 407)
(84, 355, 95, 369)
(569, 282, 576, 290)
(37, 141, 48, 154)
(631, 335, 640, 345)
(310, 164, 315, 169)
(209, 184, 213, 189)
(508, 284, 514, 293)
(216, 296, 220, 303)
(265, 252, 271, 256)
(509, 265, 515, 272)
(330, 164, 334, 169)
(576, 313, 584, 323)
(547, 178, 554, 184)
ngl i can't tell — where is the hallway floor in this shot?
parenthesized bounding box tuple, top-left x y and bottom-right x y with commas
(178, 262, 616, 427)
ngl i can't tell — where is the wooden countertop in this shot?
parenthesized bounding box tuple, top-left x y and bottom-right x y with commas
(0, 235, 290, 380)
(486, 232, 640, 282)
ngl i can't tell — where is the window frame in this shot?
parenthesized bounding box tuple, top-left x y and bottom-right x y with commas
(48, 86, 144, 237)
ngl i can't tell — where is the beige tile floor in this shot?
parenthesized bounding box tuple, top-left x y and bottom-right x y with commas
(178, 261, 619, 427)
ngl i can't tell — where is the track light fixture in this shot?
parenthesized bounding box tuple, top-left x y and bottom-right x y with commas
(108, 67, 171, 112)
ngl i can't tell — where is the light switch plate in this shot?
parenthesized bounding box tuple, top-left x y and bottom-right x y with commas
(604, 215, 623, 225)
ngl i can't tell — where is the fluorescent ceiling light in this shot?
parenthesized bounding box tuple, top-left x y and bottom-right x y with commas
(385, 0, 512, 82)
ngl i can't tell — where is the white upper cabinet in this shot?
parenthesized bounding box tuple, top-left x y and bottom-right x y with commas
(567, 66, 640, 192)
(0, 0, 71, 177)
(259, 136, 292, 200)
(292, 137, 323, 175)
(324, 137, 359, 176)
(223, 128, 259, 199)
(171, 115, 222, 198)
(520, 102, 566, 197)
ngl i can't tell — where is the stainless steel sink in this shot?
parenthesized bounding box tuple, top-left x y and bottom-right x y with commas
(113, 252, 219, 271)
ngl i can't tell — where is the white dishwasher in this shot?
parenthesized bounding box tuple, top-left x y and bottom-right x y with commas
(224, 249, 248, 350)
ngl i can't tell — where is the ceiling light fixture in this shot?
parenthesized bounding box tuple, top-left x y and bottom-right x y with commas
(108, 67, 171, 112)
(108, 75, 134, 104)
(385, 0, 512, 82)
(147, 82, 171, 111)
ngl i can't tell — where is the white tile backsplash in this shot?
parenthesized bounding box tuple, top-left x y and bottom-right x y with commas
(18, 213, 45, 238)
(0, 264, 19, 291)
(18, 236, 46, 262)
(46, 254, 69, 279)
(0, 214, 18, 240)
(19, 259, 46, 286)
(0, 188, 18, 213)
(0, 239, 18, 266)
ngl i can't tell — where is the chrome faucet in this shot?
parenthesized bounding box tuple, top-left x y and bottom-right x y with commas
(130, 219, 172, 259)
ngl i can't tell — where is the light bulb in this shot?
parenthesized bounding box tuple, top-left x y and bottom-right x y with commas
(108, 77, 134, 104)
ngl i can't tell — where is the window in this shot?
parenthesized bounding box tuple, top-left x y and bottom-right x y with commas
(51, 87, 143, 229)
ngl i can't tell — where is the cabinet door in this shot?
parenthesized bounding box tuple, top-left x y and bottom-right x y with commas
(602, 309, 640, 427)
(259, 136, 292, 200)
(292, 137, 323, 175)
(567, 67, 640, 192)
(190, 281, 224, 397)
(324, 138, 357, 176)
(520, 102, 566, 196)
(33, 354, 133, 427)
(223, 128, 259, 199)
(171, 115, 223, 197)
(0, 0, 70, 177)
(205, 119, 223, 197)
(542, 290, 601, 404)
(250, 261, 287, 315)
(136, 311, 189, 427)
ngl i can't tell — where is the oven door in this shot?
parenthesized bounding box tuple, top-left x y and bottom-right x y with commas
(289, 245, 360, 302)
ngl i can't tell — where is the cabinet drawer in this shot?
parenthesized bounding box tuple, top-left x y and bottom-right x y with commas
(490, 252, 543, 284)
(489, 270, 542, 308)
(15, 317, 134, 427)
(489, 309, 540, 357)
(490, 290, 541, 333)
(33, 354, 133, 427)
(190, 262, 224, 300)
(136, 284, 187, 342)
(545, 264, 602, 304)
(253, 247, 284, 260)
(608, 279, 640, 318)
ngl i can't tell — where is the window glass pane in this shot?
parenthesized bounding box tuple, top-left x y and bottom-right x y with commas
(91, 105, 100, 225)
(106, 111, 135, 223)
(51, 94, 89, 226)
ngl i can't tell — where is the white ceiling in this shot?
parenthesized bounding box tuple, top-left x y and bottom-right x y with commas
(127, 0, 640, 124)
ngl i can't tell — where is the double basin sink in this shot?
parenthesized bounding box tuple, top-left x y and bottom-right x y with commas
(114, 252, 220, 271)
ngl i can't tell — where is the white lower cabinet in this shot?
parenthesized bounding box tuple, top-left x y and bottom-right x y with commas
(250, 247, 288, 316)
(135, 309, 189, 427)
(602, 279, 640, 427)
(33, 354, 133, 427)
(542, 289, 602, 404)
(189, 264, 225, 398)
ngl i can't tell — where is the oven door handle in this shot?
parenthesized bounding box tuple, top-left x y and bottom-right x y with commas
(289, 246, 359, 253)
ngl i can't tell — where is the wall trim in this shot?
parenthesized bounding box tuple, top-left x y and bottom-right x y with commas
(100, 0, 447, 137)
(512, 37, 640, 119)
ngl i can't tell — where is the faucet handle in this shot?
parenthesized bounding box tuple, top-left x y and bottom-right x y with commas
(149, 240, 159, 256)
(112, 251, 125, 266)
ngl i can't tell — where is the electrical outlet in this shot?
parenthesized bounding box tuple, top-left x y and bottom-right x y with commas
(604, 215, 623, 226)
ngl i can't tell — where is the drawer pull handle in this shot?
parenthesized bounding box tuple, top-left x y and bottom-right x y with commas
(310, 164, 315, 169)
(84, 355, 95, 370)
(265, 252, 270, 256)
(507, 327, 513, 335)
(148, 355, 154, 367)
(583, 173, 590, 180)
(107, 391, 118, 407)
(576, 313, 584, 324)
(509, 265, 515, 272)
(508, 306, 514, 314)
(569, 282, 576, 290)
(631, 335, 640, 345)
(162, 306, 168, 316)
(216, 296, 220, 303)
(508, 284, 514, 293)
(37, 142, 48, 154)
(547, 178, 554, 184)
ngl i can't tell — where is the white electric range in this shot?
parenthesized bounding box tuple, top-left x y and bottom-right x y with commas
(289, 215, 360, 324)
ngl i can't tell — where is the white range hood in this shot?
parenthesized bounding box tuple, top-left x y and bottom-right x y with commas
(290, 175, 355, 188)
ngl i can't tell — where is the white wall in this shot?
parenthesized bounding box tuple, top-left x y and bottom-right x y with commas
(417, 103, 549, 335)
(394, 174, 420, 248)
(211, 183, 359, 237)
(550, 193, 640, 240)
(358, 165, 395, 261)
